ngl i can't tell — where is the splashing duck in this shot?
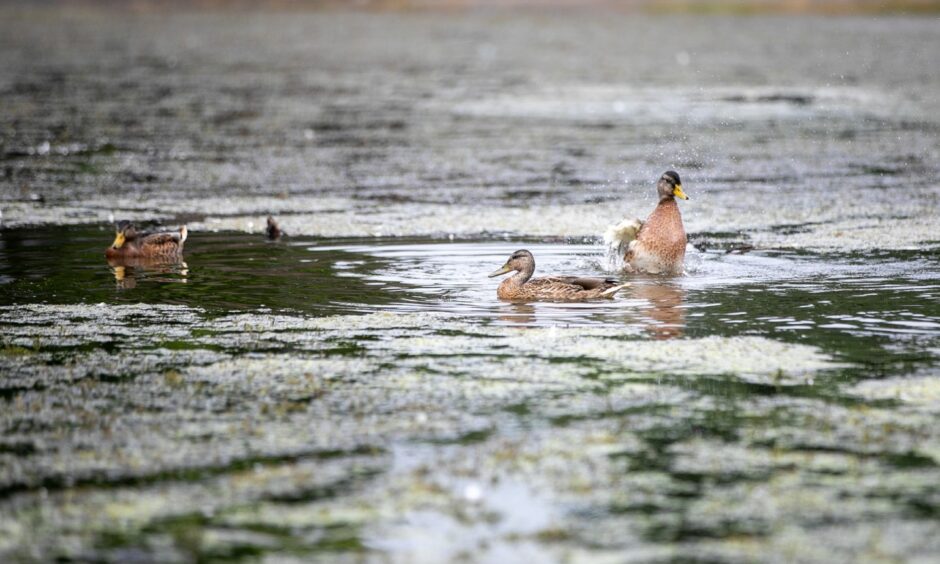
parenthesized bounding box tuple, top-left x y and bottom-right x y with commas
(105, 220, 187, 259)
(604, 171, 690, 275)
(489, 249, 629, 301)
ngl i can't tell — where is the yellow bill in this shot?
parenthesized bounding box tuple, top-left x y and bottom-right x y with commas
(488, 263, 513, 278)
(111, 232, 126, 249)
(673, 184, 689, 200)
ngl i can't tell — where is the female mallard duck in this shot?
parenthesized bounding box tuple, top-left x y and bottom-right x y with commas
(104, 220, 187, 259)
(605, 170, 689, 275)
(488, 250, 628, 301)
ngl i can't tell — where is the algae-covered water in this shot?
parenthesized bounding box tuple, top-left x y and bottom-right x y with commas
(2, 7, 940, 563)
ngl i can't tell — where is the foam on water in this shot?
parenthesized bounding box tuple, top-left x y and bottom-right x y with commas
(1, 8, 940, 562)
(5, 181, 937, 252)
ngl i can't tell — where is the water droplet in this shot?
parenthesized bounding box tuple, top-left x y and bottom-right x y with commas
(463, 482, 482, 503)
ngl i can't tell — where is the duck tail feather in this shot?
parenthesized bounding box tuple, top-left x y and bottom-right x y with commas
(601, 283, 630, 297)
(179, 225, 188, 243)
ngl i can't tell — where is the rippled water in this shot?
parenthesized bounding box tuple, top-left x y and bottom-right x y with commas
(2, 225, 939, 560)
(4, 227, 938, 338)
(2, 7, 940, 563)
(2, 224, 938, 347)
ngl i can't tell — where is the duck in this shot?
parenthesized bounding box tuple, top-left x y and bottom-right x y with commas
(104, 220, 187, 259)
(488, 249, 628, 301)
(604, 170, 689, 275)
(265, 215, 284, 240)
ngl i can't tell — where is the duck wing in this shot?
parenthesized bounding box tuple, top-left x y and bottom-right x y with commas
(140, 232, 182, 245)
(545, 276, 620, 290)
(138, 228, 187, 254)
(141, 226, 186, 244)
(603, 218, 644, 255)
(520, 277, 628, 300)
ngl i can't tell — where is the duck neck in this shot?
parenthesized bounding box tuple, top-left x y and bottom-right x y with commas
(655, 196, 682, 218)
(502, 264, 534, 288)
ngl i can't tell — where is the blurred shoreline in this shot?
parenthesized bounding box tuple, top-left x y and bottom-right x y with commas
(4, 0, 940, 14)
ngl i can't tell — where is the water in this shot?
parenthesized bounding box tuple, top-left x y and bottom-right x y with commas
(2, 7, 940, 563)
(2, 228, 940, 561)
(4, 227, 938, 338)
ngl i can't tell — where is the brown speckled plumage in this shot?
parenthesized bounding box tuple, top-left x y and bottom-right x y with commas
(105, 221, 187, 259)
(490, 250, 628, 302)
(624, 171, 689, 275)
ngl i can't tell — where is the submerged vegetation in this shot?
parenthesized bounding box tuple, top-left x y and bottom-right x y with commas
(1, 5, 938, 562)
(1, 238, 938, 561)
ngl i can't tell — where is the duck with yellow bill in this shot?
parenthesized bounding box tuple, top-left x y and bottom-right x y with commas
(604, 170, 690, 275)
(105, 220, 187, 259)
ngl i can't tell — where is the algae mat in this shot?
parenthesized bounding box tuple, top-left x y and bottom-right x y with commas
(2, 236, 939, 562)
(1, 7, 940, 563)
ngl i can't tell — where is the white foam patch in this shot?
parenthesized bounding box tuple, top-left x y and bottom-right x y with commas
(189, 356, 376, 387)
(378, 327, 844, 384)
(751, 216, 940, 251)
(849, 375, 940, 407)
(670, 439, 867, 477)
(187, 202, 629, 239)
(0, 196, 350, 229)
(1, 307, 843, 388)
(3, 179, 937, 253)
(525, 333, 843, 383)
(445, 85, 892, 124)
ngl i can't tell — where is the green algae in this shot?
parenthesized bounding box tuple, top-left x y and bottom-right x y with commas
(1, 7, 939, 562)
(0, 297, 937, 561)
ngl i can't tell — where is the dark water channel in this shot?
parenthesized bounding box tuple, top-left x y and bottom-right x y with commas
(3, 225, 938, 344)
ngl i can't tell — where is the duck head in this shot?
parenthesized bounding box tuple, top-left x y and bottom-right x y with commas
(110, 220, 138, 250)
(657, 170, 689, 202)
(488, 249, 536, 279)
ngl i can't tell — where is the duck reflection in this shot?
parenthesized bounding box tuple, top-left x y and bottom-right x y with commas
(498, 302, 537, 325)
(108, 256, 189, 289)
(630, 281, 686, 339)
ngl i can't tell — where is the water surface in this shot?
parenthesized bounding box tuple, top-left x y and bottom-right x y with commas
(2, 227, 939, 562)
(1, 7, 939, 563)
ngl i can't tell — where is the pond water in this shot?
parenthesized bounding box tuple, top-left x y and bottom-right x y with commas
(3, 227, 939, 339)
(1, 7, 939, 563)
(2, 226, 939, 561)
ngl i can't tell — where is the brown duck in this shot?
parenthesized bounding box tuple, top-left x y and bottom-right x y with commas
(488, 250, 628, 302)
(266, 216, 284, 240)
(105, 221, 187, 259)
(605, 171, 689, 275)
